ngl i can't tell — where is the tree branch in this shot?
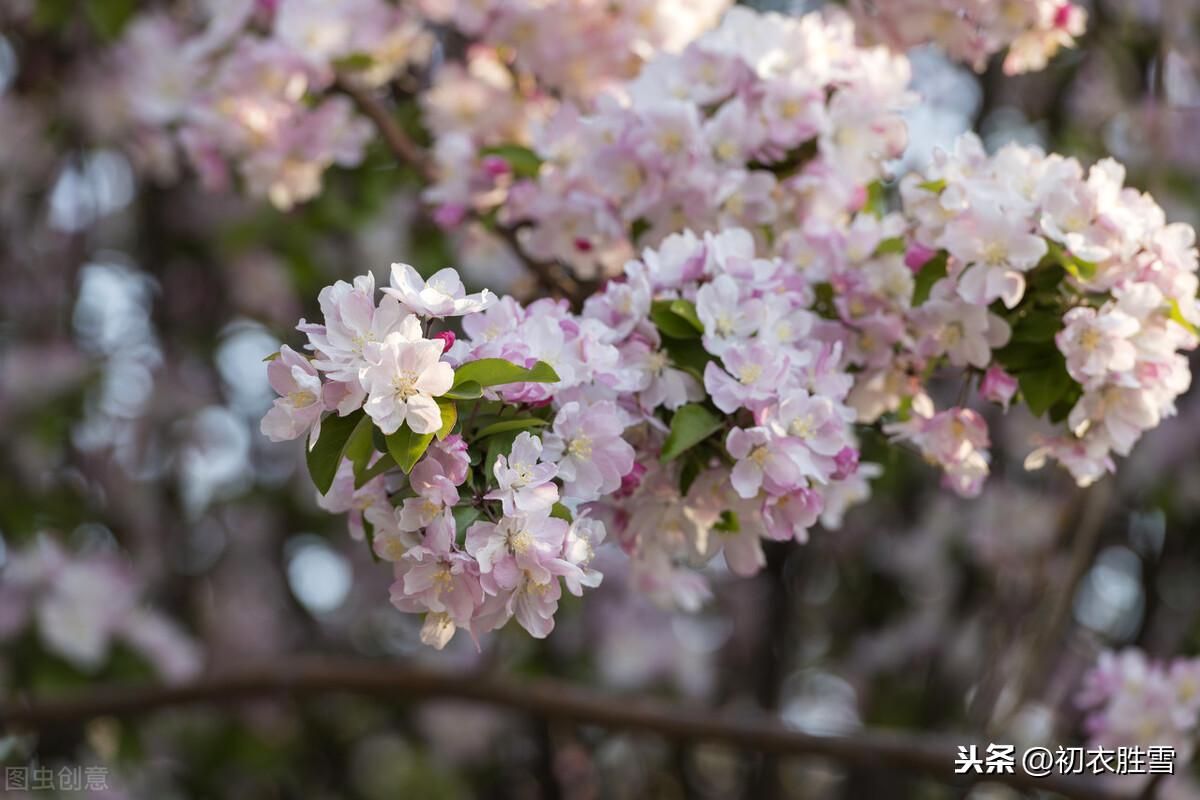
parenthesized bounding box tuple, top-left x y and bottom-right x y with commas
(335, 78, 588, 307)
(0, 656, 1129, 800)
(335, 78, 433, 182)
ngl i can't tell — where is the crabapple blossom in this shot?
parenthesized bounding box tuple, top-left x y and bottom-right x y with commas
(1078, 649, 1200, 763)
(850, 0, 1087, 75)
(0, 537, 202, 681)
(979, 366, 1018, 410)
(360, 334, 454, 435)
(541, 401, 636, 503)
(385, 263, 497, 318)
(466, 510, 572, 591)
(726, 427, 803, 500)
(485, 432, 559, 516)
(261, 345, 325, 445)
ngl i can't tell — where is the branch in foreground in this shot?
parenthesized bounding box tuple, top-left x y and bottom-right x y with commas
(0, 657, 1130, 800)
(335, 78, 588, 306)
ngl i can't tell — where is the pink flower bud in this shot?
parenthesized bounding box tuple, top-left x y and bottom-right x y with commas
(432, 331, 455, 353)
(616, 462, 647, 498)
(481, 155, 511, 179)
(1053, 3, 1074, 28)
(832, 447, 859, 480)
(979, 366, 1018, 410)
(432, 203, 467, 230)
(573, 237, 593, 253)
(905, 243, 937, 272)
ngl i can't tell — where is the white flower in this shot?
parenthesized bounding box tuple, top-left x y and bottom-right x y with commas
(360, 333, 454, 434)
(383, 263, 496, 317)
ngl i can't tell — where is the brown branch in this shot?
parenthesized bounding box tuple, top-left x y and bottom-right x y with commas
(0, 656, 1129, 800)
(335, 77, 588, 307)
(334, 77, 433, 182)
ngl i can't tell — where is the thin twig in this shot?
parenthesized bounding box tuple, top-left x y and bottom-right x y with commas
(335, 77, 588, 307)
(993, 482, 1111, 732)
(334, 78, 433, 182)
(0, 656, 1130, 800)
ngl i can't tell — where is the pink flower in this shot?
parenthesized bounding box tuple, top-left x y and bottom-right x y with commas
(485, 432, 559, 516)
(704, 342, 790, 414)
(384, 263, 496, 318)
(391, 512, 482, 646)
(360, 333, 454, 434)
(261, 345, 325, 445)
(541, 401, 635, 502)
(465, 510, 573, 591)
(726, 427, 803, 499)
(1057, 306, 1139, 387)
(979, 366, 1018, 410)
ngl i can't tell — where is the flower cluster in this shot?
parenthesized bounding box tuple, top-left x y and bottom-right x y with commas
(479, 7, 914, 278)
(81, 0, 431, 208)
(264, 227, 875, 647)
(418, 0, 728, 102)
(849, 0, 1087, 75)
(417, 0, 729, 227)
(900, 134, 1199, 487)
(0, 537, 202, 682)
(1078, 649, 1200, 764)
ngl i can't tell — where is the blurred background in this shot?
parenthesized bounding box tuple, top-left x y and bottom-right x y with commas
(3, 0, 1200, 797)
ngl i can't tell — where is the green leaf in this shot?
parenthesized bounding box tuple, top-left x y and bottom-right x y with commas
(362, 515, 380, 564)
(874, 237, 907, 256)
(386, 423, 435, 474)
(436, 398, 457, 440)
(1008, 309, 1063, 343)
(479, 145, 543, 179)
(474, 417, 549, 439)
(911, 251, 948, 306)
(679, 455, 703, 496)
(550, 503, 573, 523)
(453, 505, 482, 535)
(661, 404, 723, 463)
(994, 341, 1061, 373)
(84, 0, 136, 39)
(453, 358, 560, 388)
(1046, 240, 1097, 281)
(660, 337, 714, 382)
(354, 453, 396, 489)
(651, 300, 703, 339)
(306, 410, 367, 495)
(483, 429, 521, 480)
(713, 510, 739, 533)
(917, 179, 946, 193)
(332, 52, 375, 71)
(344, 414, 376, 480)
(812, 283, 837, 320)
(443, 380, 483, 400)
(1019, 355, 1075, 417)
(262, 351, 280, 362)
(668, 299, 704, 333)
(864, 181, 887, 217)
(1169, 298, 1199, 336)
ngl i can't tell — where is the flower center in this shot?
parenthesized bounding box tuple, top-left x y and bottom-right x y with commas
(789, 415, 814, 438)
(507, 529, 534, 555)
(1080, 328, 1102, 350)
(738, 363, 763, 385)
(569, 435, 593, 459)
(392, 370, 420, 400)
(941, 322, 964, 347)
(288, 389, 317, 407)
(981, 241, 1008, 265)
